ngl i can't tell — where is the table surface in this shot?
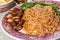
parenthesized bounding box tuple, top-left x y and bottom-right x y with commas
(0, 13, 15, 40)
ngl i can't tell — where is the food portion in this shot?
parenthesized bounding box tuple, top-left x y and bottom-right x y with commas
(4, 8, 25, 31)
(4, 2, 60, 36)
(22, 4, 60, 36)
(0, 0, 10, 4)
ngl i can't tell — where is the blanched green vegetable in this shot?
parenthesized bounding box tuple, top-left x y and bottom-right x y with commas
(21, 2, 35, 10)
(33, 2, 45, 5)
(56, 11, 60, 16)
(44, 3, 58, 10)
(34, 2, 58, 9)
(21, 2, 31, 10)
(21, 2, 58, 11)
(21, 2, 60, 16)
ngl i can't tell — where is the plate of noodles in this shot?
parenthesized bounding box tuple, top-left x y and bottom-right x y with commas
(1, 0, 60, 40)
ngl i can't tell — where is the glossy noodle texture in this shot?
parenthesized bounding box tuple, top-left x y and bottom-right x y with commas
(22, 4, 60, 36)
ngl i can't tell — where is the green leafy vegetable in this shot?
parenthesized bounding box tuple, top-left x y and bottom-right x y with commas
(55, 11, 60, 16)
(21, 2, 35, 10)
(44, 4, 58, 10)
(33, 2, 45, 5)
(21, 2, 30, 10)
(21, 2, 60, 16)
(21, 2, 58, 11)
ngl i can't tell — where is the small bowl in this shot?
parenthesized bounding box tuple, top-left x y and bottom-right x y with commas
(0, 0, 14, 13)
